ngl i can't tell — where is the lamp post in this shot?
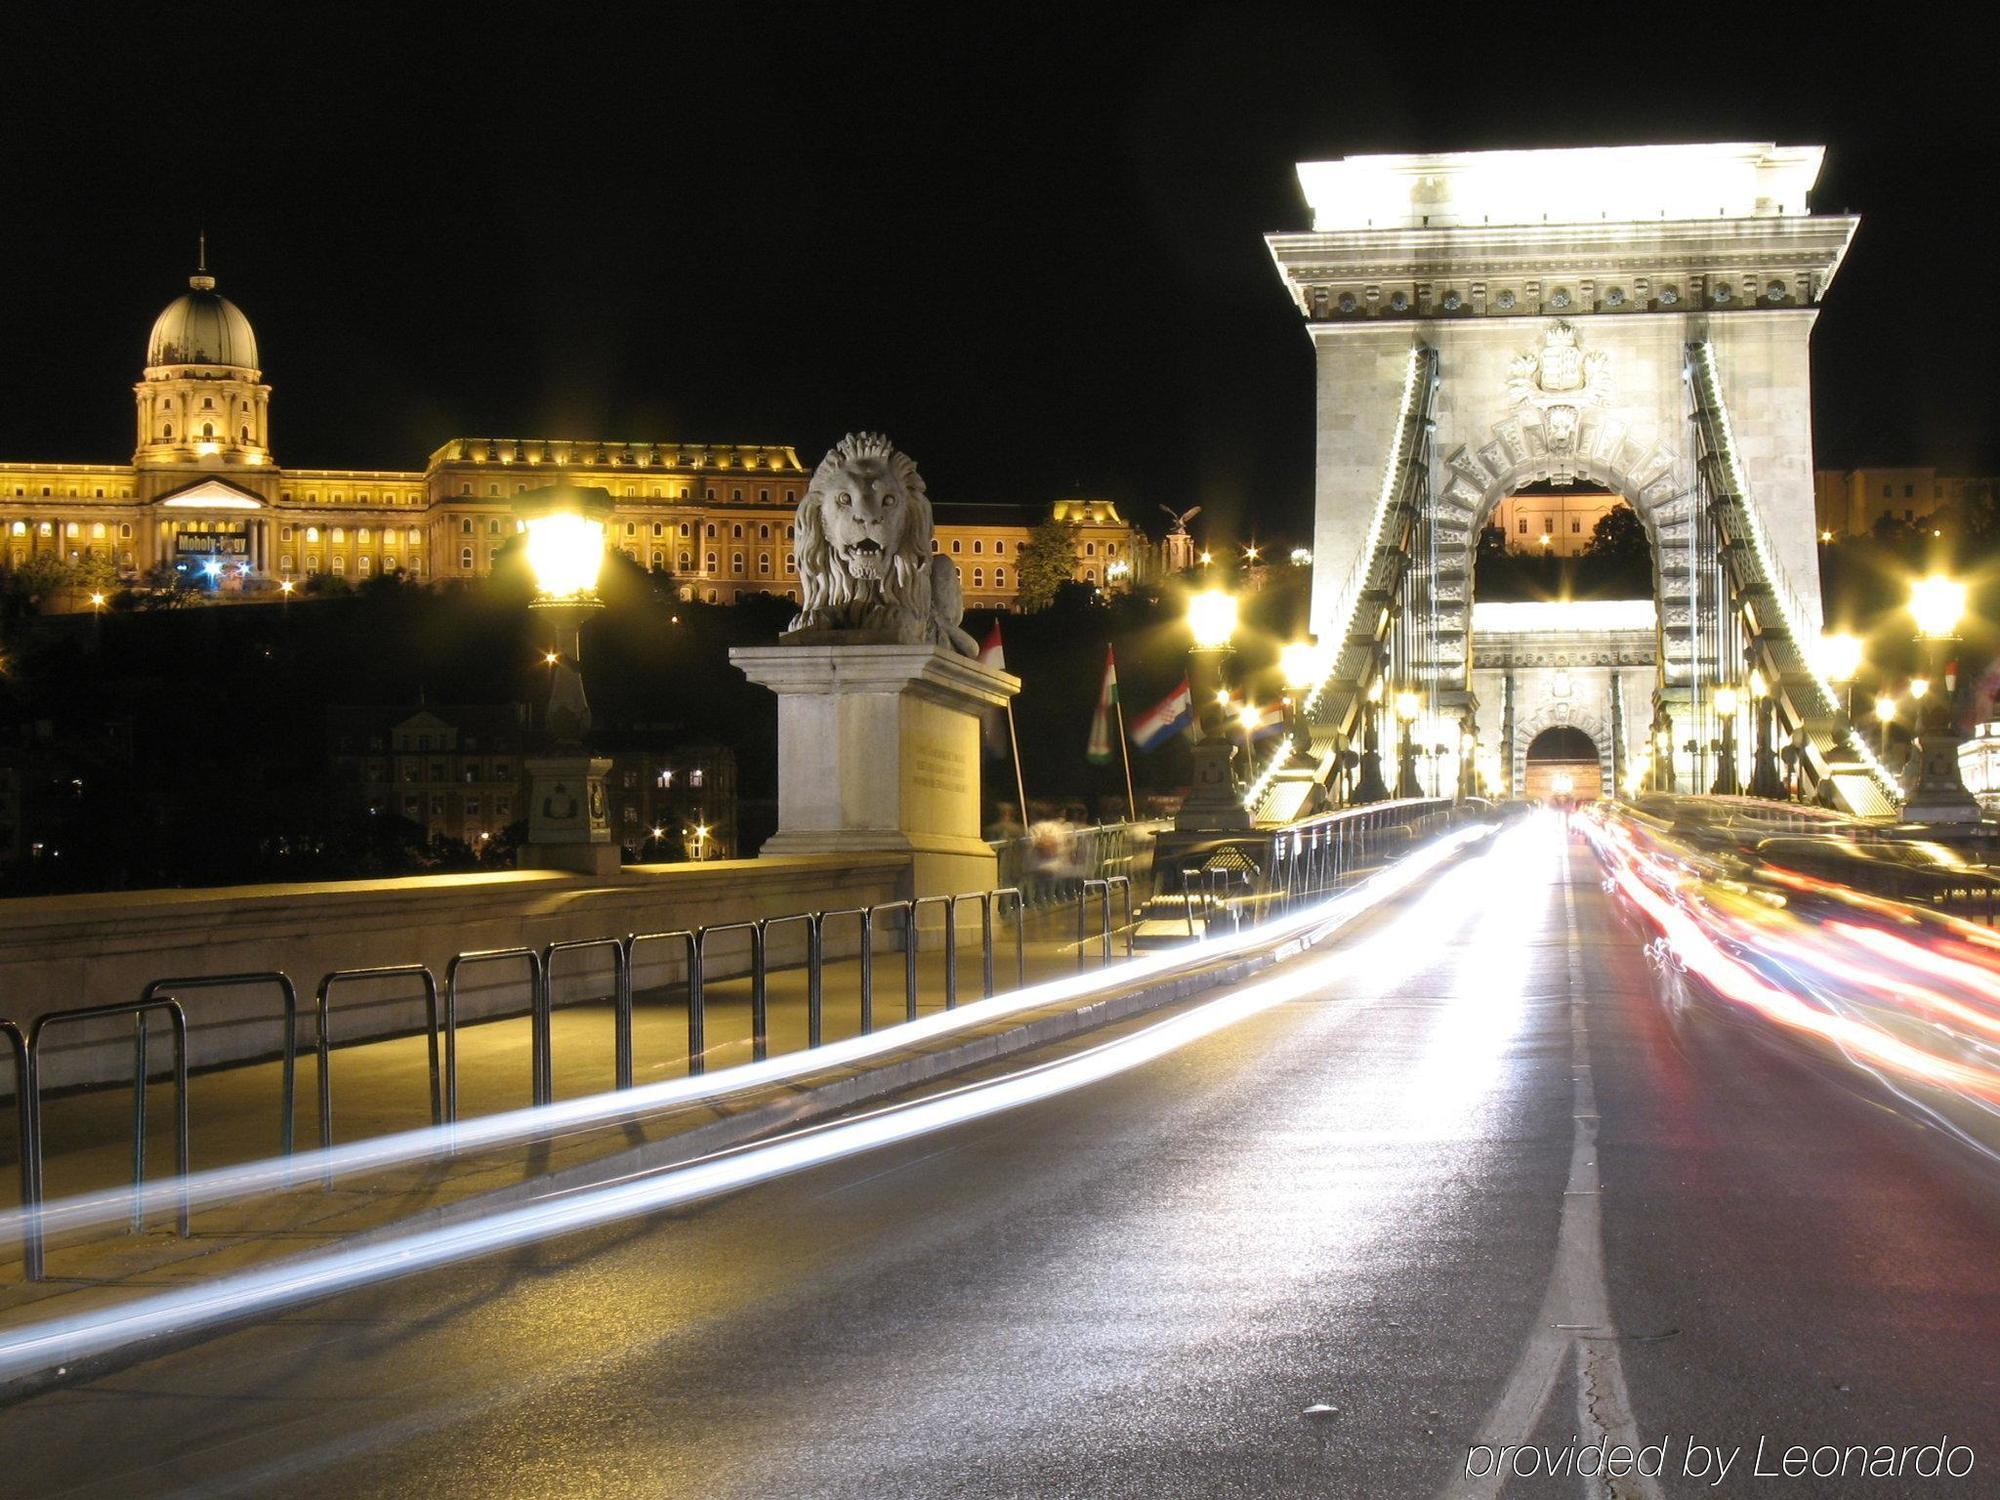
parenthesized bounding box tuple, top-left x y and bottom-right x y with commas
(1876, 693, 1897, 759)
(1175, 587, 1252, 832)
(516, 482, 621, 875)
(1350, 677, 1391, 804)
(1277, 639, 1326, 756)
(1819, 631, 1863, 752)
(1747, 667, 1785, 800)
(1711, 685, 1742, 795)
(1394, 690, 1422, 798)
(1902, 573, 1980, 822)
(1652, 710, 1675, 792)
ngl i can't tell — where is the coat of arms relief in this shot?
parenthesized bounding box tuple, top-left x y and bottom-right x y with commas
(1504, 321, 1610, 477)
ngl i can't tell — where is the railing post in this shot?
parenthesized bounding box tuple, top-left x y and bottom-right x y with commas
(904, 901, 918, 1022)
(130, 1012, 148, 1235)
(689, 931, 708, 1076)
(860, 908, 875, 1034)
(981, 892, 995, 997)
(808, 913, 825, 1049)
(751, 922, 769, 1063)
(943, 898, 959, 1010)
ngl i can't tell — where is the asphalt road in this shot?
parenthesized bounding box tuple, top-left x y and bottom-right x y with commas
(6, 817, 1999, 1498)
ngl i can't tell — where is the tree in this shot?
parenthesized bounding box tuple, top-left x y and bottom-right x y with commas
(1581, 504, 1648, 564)
(1012, 519, 1079, 612)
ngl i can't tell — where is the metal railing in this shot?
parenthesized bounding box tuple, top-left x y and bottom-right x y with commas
(0, 841, 1374, 1276)
(315, 965, 444, 1168)
(20, 998, 190, 1280)
(444, 948, 547, 1114)
(141, 972, 298, 1156)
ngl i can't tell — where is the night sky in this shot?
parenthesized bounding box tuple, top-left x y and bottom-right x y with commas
(4, 11, 1994, 550)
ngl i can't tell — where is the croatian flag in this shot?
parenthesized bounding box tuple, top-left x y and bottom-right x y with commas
(1130, 678, 1193, 752)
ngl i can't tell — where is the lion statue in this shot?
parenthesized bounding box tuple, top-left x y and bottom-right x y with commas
(788, 432, 979, 656)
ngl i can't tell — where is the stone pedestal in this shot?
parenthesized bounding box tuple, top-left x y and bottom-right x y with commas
(732, 641, 1019, 897)
(520, 754, 621, 876)
(1904, 733, 1983, 824)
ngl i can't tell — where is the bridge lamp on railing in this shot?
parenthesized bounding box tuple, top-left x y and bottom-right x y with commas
(513, 482, 619, 874)
(1711, 684, 1742, 796)
(1176, 587, 1251, 832)
(1818, 631, 1865, 749)
(1352, 675, 1392, 805)
(1393, 689, 1422, 799)
(1876, 692, 1898, 757)
(1745, 666, 1786, 801)
(1278, 639, 1328, 753)
(1904, 573, 1979, 821)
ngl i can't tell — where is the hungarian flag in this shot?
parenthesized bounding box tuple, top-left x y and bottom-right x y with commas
(979, 622, 1009, 759)
(1085, 646, 1119, 763)
(1130, 678, 1193, 752)
(1245, 700, 1287, 739)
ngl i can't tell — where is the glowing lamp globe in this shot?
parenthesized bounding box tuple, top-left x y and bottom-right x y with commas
(1876, 694, 1896, 723)
(1187, 588, 1238, 649)
(514, 483, 614, 605)
(1713, 686, 1740, 717)
(1278, 639, 1327, 690)
(1910, 575, 1967, 639)
(1817, 632, 1863, 683)
(1394, 690, 1420, 723)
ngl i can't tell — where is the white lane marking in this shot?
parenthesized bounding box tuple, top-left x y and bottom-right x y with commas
(1440, 836, 1663, 1500)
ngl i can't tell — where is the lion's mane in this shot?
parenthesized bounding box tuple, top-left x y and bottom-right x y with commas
(790, 431, 941, 641)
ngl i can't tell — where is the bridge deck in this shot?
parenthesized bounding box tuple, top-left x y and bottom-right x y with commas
(3, 819, 1996, 1495)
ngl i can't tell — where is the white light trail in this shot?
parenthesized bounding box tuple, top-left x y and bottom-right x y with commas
(3, 829, 1494, 1251)
(0, 826, 1498, 1383)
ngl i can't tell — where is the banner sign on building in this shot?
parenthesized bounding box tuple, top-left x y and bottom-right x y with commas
(174, 531, 249, 557)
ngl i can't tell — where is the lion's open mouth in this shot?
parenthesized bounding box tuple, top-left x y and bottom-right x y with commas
(840, 536, 887, 578)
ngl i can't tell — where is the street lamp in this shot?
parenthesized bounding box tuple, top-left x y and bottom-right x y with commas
(1903, 572, 1980, 822)
(1711, 684, 1742, 795)
(1876, 693, 1897, 758)
(1278, 638, 1327, 754)
(1394, 689, 1422, 798)
(515, 482, 620, 874)
(1175, 587, 1251, 832)
(1818, 630, 1864, 753)
(1352, 676, 1391, 804)
(1747, 666, 1785, 800)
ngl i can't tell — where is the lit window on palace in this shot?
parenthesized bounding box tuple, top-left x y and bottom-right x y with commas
(281, 554, 294, 571)
(332, 528, 346, 543)
(332, 556, 346, 575)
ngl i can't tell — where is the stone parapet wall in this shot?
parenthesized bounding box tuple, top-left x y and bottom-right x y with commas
(0, 853, 909, 1086)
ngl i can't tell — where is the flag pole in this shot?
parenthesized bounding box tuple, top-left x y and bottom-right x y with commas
(1113, 693, 1137, 821)
(1006, 700, 1030, 825)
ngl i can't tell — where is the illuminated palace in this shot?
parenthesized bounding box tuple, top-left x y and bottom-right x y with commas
(0, 263, 1143, 608)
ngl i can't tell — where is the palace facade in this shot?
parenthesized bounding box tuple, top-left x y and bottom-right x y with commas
(1, 263, 1146, 608)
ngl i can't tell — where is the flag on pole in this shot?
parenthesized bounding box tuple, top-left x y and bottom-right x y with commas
(1245, 701, 1287, 740)
(979, 621, 1009, 759)
(1130, 678, 1193, 752)
(1086, 646, 1119, 763)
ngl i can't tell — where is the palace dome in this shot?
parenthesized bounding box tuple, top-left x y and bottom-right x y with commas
(146, 273, 258, 369)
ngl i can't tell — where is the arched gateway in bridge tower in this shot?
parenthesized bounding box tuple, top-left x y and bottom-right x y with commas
(1266, 144, 1899, 812)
